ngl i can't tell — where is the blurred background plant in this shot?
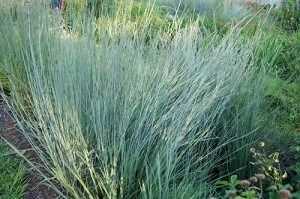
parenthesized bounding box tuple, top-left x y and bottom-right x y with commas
(272, 0, 300, 32)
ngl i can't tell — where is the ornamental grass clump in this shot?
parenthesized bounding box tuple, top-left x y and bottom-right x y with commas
(1, 1, 273, 198)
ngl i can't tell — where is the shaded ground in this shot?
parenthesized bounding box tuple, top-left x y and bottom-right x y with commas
(0, 92, 60, 199)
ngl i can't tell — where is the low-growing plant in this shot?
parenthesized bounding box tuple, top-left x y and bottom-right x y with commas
(216, 142, 300, 199)
(251, 142, 285, 184)
(0, 141, 27, 199)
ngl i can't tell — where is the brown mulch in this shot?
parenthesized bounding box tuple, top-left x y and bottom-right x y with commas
(0, 93, 61, 199)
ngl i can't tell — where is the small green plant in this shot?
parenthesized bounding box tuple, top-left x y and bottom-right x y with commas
(250, 142, 287, 185)
(216, 174, 263, 199)
(216, 142, 300, 198)
(216, 173, 299, 199)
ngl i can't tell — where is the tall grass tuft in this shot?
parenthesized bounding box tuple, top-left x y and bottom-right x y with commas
(1, 1, 271, 198)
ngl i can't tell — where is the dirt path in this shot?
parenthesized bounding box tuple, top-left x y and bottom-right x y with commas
(0, 92, 60, 199)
